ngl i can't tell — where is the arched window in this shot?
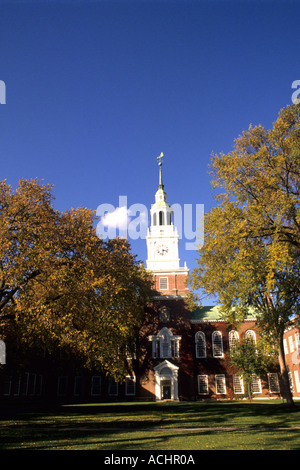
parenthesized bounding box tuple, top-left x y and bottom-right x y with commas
(212, 331, 224, 357)
(153, 213, 157, 226)
(159, 211, 164, 225)
(151, 328, 181, 358)
(229, 330, 239, 352)
(162, 332, 171, 357)
(245, 330, 256, 343)
(167, 212, 172, 225)
(195, 331, 206, 358)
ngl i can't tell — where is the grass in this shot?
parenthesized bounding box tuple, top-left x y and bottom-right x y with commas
(0, 400, 299, 450)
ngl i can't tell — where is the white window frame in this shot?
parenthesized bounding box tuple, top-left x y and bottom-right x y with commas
(294, 371, 300, 393)
(195, 331, 206, 358)
(283, 338, 288, 355)
(268, 373, 280, 393)
(295, 332, 300, 354)
(251, 375, 262, 394)
(245, 330, 256, 343)
(212, 331, 224, 358)
(229, 330, 239, 352)
(151, 328, 181, 359)
(288, 372, 294, 393)
(159, 277, 168, 290)
(288, 336, 295, 353)
(215, 374, 226, 394)
(233, 375, 244, 394)
(125, 375, 136, 396)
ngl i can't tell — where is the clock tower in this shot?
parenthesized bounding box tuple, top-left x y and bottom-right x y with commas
(146, 153, 189, 296)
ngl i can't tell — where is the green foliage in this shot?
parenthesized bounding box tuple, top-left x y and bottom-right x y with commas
(230, 337, 277, 399)
(190, 103, 300, 405)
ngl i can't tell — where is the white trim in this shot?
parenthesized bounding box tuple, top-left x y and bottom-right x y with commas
(215, 374, 226, 394)
(125, 375, 136, 396)
(154, 360, 179, 400)
(212, 331, 224, 358)
(198, 375, 209, 395)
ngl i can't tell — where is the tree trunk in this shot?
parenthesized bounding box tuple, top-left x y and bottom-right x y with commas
(278, 331, 295, 407)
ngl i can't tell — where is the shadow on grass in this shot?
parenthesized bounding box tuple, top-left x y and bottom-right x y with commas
(0, 400, 299, 450)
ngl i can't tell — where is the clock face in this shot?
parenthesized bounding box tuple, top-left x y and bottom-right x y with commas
(156, 244, 169, 256)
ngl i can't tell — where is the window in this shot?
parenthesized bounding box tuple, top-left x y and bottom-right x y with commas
(108, 378, 118, 396)
(294, 371, 300, 393)
(288, 336, 295, 353)
(268, 373, 280, 393)
(28, 373, 37, 396)
(288, 372, 294, 393)
(3, 376, 12, 396)
(74, 376, 83, 396)
(153, 213, 157, 226)
(195, 331, 206, 358)
(151, 328, 181, 358)
(159, 306, 170, 322)
(162, 332, 171, 357)
(215, 374, 226, 394)
(283, 338, 288, 355)
(0, 340, 6, 365)
(13, 375, 21, 396)
(91, 376, 101, 396)
(229, 331, 239, 352)
(245, 330, 256, 343)
(152, 338, 159, 358)
(251, 375, 262, 393)
(21, 372, 29, 396)
(212, 331, 224, 357)
(159, 277, 168, 290)
(125, 375, 136, 396)
(159, 211, 164, 225)
(36, 375, 43, 396)
(57, 376, 68, 396)
(295, 332, 300, 354)
(233, 375, 244, 394)
(198, 375, 209, 395)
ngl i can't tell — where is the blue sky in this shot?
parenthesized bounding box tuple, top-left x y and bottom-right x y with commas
(1, 0, 299, 303)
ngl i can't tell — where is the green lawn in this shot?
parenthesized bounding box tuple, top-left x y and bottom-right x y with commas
(0, 400, 299, 450)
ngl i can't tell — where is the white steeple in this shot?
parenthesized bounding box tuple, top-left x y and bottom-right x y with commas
(146, 153, 181, 271)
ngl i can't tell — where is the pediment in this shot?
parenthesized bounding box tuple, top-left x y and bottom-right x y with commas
(153, 359, 179, 372)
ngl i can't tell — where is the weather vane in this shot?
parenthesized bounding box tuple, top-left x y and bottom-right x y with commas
(157, 152, 164, 166)
(156, 152, 164, 189)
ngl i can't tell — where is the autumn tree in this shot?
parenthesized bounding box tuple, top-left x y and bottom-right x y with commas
(190, 103, 300, 407)
(0, 179, 153, 380)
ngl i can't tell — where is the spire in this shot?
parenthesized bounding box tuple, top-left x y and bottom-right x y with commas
(157, 152, 164, 190)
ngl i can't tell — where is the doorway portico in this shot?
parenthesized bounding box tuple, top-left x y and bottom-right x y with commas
(153, 360, 179, 400)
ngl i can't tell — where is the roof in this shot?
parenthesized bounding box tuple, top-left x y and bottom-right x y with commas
(190, 305, 223, 322)
(190, 305, 257, 322)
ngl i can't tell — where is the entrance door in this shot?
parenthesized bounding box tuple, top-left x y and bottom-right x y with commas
(161, 380, 171, 400)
